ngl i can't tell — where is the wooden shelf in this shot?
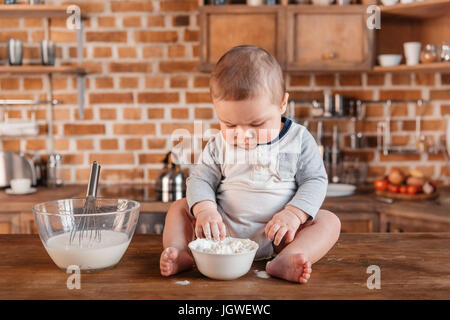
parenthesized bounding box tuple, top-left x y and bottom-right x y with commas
(0, 65, 88, 75)
(380, 0, 450, 19)
(0, 4, 86, 19)
(373, 62, 450, 73)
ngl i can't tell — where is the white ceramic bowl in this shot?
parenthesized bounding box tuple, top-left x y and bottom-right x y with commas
(10, 178, 31, 193)
(381, 0, 399, 5)
(378, 54, 402, 67)
(188, 238, 259, 280)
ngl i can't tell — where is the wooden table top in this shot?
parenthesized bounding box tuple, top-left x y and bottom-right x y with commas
(2, 184, 449, 223)
(0, 233, 449, 300)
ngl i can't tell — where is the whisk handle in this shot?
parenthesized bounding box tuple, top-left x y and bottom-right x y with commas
(87, 161, 101, 197)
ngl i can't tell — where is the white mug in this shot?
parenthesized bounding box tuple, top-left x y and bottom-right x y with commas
(403, 42, 421, 66)
(10, 178, 31, 193)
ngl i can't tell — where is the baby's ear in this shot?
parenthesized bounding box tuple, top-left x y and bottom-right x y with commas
(280, 92, 289, 114)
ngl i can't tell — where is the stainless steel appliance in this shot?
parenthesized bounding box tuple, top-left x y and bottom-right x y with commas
(156, 152, 186, 202)
(0, 151, 37, 188)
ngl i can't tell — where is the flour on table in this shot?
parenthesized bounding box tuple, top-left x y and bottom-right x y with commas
(254, 270, 271, 279)
(189, 237, 258, 255)
(175, 280, 190, 286)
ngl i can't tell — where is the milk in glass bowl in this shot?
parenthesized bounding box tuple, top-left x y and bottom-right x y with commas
(33, 198, 140, 273)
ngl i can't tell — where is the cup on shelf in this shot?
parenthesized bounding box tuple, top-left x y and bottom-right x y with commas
(378, 54, 402, 67)
(29, 0, 41, 4)
(40, 40, 56, 66)
(7, 39, 23, 66)
(403, 42, 421, 66)
(380, 0, 398, 5)
(400, 0, 414, 3)
(10, 178, 32, 194)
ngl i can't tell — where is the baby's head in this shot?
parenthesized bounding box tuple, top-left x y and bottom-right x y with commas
(210, 45, 288, 149)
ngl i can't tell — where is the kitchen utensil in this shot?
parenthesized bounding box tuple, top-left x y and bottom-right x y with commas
(439, 42, 450, 62)
(420, 44, 438, 64)
(381, 0, 398, 5)
(324, 93, 334, 117)
(188, 238, 259, 280)
(33, 197, 140, 272)
(446, 116, 450, 157)
(40, 40, 56, 66)
(378, 54, 402, 67)
(334, 94, 346, 117)
(5, 187, 36, 195)
(0, 151, 37, 187)
(7, 39, 23, 66)
(326, 183, 356, 197)
(331, 125, 341, 183)
(10, 178, 31, 193)
(404, 42, 421, 66)
(69, 161, 101, 246)
(46, 153, 63, 188)
(317, 120, 324, 158)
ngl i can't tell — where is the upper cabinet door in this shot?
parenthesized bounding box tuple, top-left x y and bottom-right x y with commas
(199, 5, 285, 72)
(286, 6, 374, 72)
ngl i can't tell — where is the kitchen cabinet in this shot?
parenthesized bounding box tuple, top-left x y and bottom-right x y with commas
(0, 213, 21, 234)
(286, 6, 374, 72)
(199, 5, 374, 73)
(380, 212, 450, 233)
(334, 211, 379, 233)
(199, 5, 285, 72)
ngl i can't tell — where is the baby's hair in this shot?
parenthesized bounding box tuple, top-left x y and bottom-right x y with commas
(210, 45, 285, 105)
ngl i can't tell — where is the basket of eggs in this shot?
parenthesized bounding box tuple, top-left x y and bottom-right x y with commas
(374, 168, 438, 200)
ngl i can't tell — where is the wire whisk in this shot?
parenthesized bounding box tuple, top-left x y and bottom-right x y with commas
(69, 161, 101, 246)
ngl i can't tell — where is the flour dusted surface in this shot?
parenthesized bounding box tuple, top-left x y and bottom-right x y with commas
(189, 237, 258, 255)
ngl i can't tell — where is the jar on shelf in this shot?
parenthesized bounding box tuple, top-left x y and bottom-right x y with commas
(420, 44, 438, 64)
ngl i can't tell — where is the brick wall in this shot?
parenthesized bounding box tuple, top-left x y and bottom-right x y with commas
(0, 0, 448, 185)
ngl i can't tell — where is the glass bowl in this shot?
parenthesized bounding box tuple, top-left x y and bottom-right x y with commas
(33, 198, 140, 273)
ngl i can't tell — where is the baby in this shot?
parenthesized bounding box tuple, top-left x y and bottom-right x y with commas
(160, 45, 341, 283)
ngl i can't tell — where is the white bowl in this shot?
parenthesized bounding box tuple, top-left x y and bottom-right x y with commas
(378, 54, 402, 67)
(188, 237, 259, 280)
(381, 0, 399, 5)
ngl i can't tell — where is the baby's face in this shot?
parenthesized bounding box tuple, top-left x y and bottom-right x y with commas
(214, 93, 288, 150)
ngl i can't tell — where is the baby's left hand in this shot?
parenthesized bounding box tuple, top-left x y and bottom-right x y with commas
(265, 206, 309, 246)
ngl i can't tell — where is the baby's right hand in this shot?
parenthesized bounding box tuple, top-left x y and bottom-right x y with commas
(193, 201, 227, 241)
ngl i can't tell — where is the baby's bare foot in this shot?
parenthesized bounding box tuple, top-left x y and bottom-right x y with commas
(265, 253, 312, 283)
(160, 247, 194, 277)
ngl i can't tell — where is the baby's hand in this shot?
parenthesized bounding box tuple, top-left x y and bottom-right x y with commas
(265, 205, 309, 246)
(193, 201, 227, 241)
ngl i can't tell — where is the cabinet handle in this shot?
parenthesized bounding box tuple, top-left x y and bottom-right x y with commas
(322, 52, 337, 60)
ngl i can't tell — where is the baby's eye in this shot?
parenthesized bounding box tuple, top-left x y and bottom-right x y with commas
(225, 124, 236, 128)
(250, 122, 264, 127)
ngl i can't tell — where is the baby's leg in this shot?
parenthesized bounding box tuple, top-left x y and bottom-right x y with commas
(160, 198, 196, 276)
(266, 209, 341, 283)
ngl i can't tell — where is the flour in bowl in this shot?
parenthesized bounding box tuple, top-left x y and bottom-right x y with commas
(189, 237, 258, 255)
